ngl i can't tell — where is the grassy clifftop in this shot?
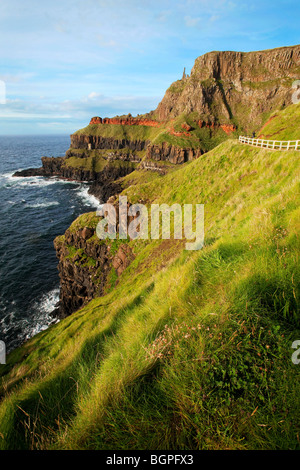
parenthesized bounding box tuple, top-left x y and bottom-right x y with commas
(0, 120, 299, 449)
(72, 113, 236, 152)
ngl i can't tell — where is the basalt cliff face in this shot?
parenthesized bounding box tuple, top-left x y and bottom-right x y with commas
(14, 154, 136, 203)
(54, 197, 135, 318)
(54, 229, 134, 317)
(70, 133, 149, 152)
(155, 45, 300, 131)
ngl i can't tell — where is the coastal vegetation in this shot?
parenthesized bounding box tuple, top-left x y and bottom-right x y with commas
(0, 105, 299, 449)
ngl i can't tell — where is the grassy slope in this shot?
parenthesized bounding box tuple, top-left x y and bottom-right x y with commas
(258, 103, 300, 140)
(63, 153, 138, 173)
(0, 134, 299, 449)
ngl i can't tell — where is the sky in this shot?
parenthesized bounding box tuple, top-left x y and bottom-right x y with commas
(0, 0, 299, 135)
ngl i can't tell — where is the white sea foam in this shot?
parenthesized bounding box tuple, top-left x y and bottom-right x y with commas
(24, 287, 60, 340)
(37, 287, 60, 314)
(1, 172, 78, 189)
(76, 185, 102, 209)
(28, 201, 60, 208)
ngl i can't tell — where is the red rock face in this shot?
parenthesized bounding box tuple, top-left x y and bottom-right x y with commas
(198, 120, 236, 135)
(181, 122, 192, 132)
(88, 116, 236, 137)
(90, 116, 103, 124)
(169, 127, 191, 137)
(89, 116, 160, 127)
(220, 124, 236, 135)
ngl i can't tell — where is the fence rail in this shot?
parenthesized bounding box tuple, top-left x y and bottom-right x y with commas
(239, 136, 300, 151)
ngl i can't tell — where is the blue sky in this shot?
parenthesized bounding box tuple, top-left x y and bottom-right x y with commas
(0, 0, 299, 135)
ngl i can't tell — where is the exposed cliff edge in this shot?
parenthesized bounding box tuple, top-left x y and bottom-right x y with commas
(13, 154, 137, 202)
(54, 198, 135, 318)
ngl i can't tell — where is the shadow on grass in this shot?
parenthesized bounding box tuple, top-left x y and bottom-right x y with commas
(0, 282, 155, 450)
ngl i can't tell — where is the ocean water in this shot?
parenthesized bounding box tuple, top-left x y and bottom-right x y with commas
(0, 135, 101, 353)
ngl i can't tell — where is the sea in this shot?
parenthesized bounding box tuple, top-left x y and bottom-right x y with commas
(0, 135, 101, 353)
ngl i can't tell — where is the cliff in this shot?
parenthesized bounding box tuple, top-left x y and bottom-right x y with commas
(66, 45, 299, 172)
(13, 153, 137, 202)
(14, 46, 299, 189)
(54, 198, 135, 317)
(155, 45, 300, 132)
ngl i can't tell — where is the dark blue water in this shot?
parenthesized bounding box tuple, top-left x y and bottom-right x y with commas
(0, 135, 101, 353)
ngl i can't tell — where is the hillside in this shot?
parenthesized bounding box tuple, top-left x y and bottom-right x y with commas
(258, 103, 300, 140)
(1, 103, 299, 450)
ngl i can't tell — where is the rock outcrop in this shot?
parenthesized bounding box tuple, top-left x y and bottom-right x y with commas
(70, 134, 150, 152)
(54, 228, 110, 317)
(146, 143, 203, 164)
(197, 120, 236, 135)
(90, 116, 160, 127)
(13, 155, 136, 202)
(13, 157, 65, 177)
(54, 194, 137, 317)
(155, 45, 300, 132)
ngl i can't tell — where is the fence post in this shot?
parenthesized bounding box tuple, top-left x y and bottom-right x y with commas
(239, 136, 299, 151)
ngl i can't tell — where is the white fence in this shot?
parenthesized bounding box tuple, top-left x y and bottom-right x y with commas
(239, 136, 300, 151)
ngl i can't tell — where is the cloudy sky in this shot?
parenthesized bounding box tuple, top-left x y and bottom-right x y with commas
(0, 0, 299, 135)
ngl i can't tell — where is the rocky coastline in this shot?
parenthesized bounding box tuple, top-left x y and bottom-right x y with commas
(12, 43, 300, 321)
(13, 149, 137, 319)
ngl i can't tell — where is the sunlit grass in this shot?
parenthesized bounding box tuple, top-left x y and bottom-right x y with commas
(0, 123, 299, 450)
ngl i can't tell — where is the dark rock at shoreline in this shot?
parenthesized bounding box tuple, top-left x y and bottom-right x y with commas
(13, 154, 134, 205)
(13, 167, 44, 177)
(13, 156, 65, 178)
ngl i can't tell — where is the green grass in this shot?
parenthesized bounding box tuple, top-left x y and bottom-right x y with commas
(0, 135, 299, 450)
(243, 77, 293, 91)
(73, 122, 162, 141)
(63, 154, 138, 173)
(168, 79, 187, 94)
(258, 103, 300, 140)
